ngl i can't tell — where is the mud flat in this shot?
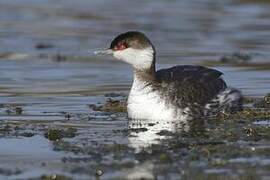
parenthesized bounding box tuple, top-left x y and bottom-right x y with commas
(0, 93, 269, 180)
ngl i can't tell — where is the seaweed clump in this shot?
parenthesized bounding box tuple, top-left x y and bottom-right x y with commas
(254, 93, 270, 108)
(44, 128, 77, 141)
(89, 98, 127, 113)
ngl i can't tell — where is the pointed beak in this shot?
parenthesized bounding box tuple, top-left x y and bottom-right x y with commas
(94, 48, 113, 55)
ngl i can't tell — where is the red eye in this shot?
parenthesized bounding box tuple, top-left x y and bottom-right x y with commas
(114, 42, 127, 51)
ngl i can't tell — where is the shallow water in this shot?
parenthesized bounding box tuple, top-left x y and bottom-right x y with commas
(0, 0, 270, 179)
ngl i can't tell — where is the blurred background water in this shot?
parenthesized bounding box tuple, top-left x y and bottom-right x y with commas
(0, 0, 270, 114)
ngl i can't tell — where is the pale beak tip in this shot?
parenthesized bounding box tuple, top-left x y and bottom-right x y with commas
(93, 51, 100, 55)
(93, 49, 113, 55)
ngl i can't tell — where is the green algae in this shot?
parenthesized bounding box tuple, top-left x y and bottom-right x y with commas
(159, 153, 173, 164)
(254, 93, 270, 108)
(0, 104, 23, 115)
(89, 98, 127, 113)
(45, 128, 77, 141)
(225, 108, 270, 120)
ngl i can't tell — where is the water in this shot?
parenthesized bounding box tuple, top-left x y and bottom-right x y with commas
(0, 0, 270, 179)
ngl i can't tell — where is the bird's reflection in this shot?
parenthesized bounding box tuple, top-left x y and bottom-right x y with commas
(128, 117, 206, 152)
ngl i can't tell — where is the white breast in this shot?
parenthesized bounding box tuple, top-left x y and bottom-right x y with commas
(127, 76, 190, 121)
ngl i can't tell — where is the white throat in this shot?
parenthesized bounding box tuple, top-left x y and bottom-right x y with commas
(113, 47, 154, 70)
(127, 72, 192, 121)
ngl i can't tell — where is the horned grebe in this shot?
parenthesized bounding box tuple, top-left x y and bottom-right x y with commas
(95, 31, 243, 120)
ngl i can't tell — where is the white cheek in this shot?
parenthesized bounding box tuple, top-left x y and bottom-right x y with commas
(113, 47, 154, 69)
(113, 50, 129, 61)
(113, 48, 137, 63)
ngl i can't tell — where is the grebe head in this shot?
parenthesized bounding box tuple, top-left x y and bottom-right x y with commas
(96, 31, 155, 70)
